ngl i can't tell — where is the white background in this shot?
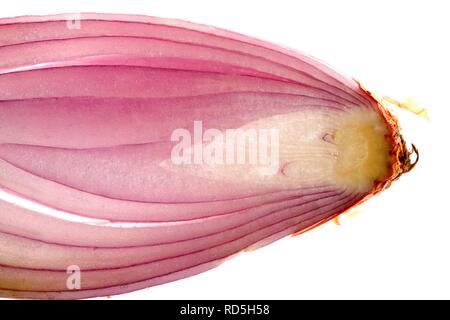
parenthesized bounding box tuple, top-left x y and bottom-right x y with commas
(1, 0, 449, 299)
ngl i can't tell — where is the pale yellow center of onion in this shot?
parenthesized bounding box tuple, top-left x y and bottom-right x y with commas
(332, 108, 392, 192)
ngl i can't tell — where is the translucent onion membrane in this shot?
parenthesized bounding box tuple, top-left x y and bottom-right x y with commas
(0, 13, 416, 299)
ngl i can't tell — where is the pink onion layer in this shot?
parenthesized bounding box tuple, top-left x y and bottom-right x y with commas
(0, 13, 384, 299)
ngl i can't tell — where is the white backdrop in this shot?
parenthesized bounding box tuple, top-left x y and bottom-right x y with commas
(0, 0, 449, 299)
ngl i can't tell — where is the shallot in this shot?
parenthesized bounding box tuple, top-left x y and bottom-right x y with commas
(0, 13, 417, 299)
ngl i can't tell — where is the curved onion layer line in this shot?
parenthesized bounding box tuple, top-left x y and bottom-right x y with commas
(0, 71, 353, 108)
(0, 192, 356, 272)
(0, 190, 352, 248)
(0, 61, 362, 109)
(0, 194, 360, 298)
(0, 15, 372, 106)
(0, 184, 335, 223)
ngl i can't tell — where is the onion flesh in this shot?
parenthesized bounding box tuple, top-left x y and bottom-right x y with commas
(0, 13, 415, 299)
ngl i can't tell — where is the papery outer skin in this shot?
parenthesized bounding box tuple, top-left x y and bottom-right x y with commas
(0, 14, 400, 299)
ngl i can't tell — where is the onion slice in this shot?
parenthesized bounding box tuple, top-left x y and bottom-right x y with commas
(0, 13, 416, 299)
